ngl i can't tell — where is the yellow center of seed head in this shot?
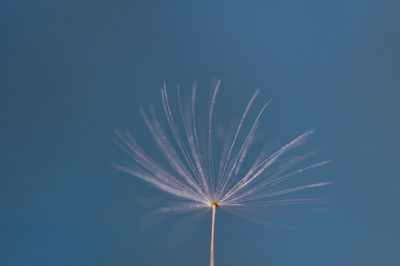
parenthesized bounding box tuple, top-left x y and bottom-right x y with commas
(210, 201, 219, 207)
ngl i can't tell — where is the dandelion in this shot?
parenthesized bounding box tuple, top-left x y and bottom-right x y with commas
(114, 80, 331, 266)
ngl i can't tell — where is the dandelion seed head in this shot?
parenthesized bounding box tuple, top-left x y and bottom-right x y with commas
(114, 79, 330, 221)
(115, 79, 331, 266)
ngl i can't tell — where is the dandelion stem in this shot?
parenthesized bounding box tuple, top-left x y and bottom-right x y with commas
(210, 203, 217, 266)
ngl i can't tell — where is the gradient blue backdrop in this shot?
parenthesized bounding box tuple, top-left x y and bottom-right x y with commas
(1, 1, 399, 265)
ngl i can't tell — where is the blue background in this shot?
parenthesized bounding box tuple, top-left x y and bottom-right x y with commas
(1, 1, 399, 265)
